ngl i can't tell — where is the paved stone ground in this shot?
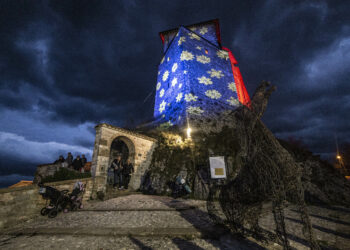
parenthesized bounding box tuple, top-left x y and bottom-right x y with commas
(259, 204, 350, 250)
(0, 194, 349, 249)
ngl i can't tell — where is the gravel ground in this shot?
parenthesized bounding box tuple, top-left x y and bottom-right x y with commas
(85, 194, 206, 210)
(12, 210, 212, 229)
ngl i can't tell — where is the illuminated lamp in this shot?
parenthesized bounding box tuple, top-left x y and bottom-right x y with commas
(186, 127, 192, 138)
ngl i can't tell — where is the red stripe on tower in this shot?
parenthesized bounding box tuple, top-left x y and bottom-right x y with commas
(159, 33, 165, 44)
(222, 47, 251, 107)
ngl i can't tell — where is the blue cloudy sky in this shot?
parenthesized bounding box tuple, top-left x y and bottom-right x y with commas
(0, 0, 349, 187)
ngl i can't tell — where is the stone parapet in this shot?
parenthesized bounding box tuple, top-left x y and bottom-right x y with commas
(0, 178, 93, 230)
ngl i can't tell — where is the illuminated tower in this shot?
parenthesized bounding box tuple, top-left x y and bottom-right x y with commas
(154, 20, 250, 127)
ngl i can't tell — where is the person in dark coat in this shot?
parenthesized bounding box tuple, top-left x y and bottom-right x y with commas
(54, 155, 65, 164)
(72, 155, 83, 172)
(111, 156, 123, 189)
(123, 159, 134, 189)
(66, 152, 73, 167)
(81, 154, 87, 167)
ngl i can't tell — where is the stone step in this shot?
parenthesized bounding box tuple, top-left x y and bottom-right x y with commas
(5, 226, 227, 239)
(79, 206, 197, 212)
(103, 189, 140, 200)
(0, 233, 266, 250)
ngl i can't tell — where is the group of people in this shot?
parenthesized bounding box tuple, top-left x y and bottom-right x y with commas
(54, 153, 88, 172)
(110, 156, 134, 190)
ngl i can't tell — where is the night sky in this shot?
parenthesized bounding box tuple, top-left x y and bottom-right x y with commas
(1, 0, 349, 187)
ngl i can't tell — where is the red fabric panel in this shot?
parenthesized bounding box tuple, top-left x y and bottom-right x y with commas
(159, 33, 165, 44)
(221, 47, 251, 107)
(233, 66, 251, 107)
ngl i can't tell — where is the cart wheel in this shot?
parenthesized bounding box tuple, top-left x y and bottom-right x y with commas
(48, 208, 58, 218)
(40, 207, 49, 216)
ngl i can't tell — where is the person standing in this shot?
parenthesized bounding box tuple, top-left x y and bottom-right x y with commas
(54, 155, 65, 164)
(123, 159, 134, 189)
(81, 154, 87, 167)
(81, 154, 87, 172)
(111, 156, 123, 189)
(66, 152, 73, 168)
(72, 155, 83, 172)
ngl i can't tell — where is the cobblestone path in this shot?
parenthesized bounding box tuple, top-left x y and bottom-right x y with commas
(0, 194, 349, 249)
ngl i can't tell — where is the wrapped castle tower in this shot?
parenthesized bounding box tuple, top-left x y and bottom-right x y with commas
(153, 19, 250, 129)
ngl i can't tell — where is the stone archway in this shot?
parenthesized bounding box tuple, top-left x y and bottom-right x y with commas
(107, 136, 135, 186)
(91, 123, 157, 197)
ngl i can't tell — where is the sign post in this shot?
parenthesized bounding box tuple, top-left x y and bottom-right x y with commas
(209, 156, 226, 179)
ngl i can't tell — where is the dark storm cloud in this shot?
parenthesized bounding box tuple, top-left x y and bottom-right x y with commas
(0, 0, 349, 186)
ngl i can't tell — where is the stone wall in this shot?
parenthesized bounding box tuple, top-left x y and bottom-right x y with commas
(33, 162, 67, 183)
(91, 124, 157, 196)
(0, 178, 93, 230)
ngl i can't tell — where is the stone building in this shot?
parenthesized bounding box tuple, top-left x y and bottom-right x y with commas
(91, 124, 157, 196)
(90, 20, 250, 197)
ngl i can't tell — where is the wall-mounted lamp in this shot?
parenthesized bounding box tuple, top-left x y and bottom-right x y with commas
(187, 127, 192, 138)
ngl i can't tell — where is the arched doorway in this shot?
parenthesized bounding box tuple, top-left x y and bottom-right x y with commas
(110, 139, 129, 163)
(107, 136, 135, 186)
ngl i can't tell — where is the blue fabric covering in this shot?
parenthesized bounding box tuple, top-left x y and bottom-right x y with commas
(154, 26, 240, 127)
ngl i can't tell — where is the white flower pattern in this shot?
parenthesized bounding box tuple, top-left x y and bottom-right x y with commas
(207, 69, 224, 79)
(159, 88, 165, 97)
(196, 46, 202, 50)
(178, 83, 182, 89)
(178, 36, 186, 45)
(227, 96, 239, 106)
(156, 82, 161, 91)
(162, 70, 169, 81)
(187, 106, 204, 115)
(176, 93, 183, 102)
(189, 33, 200, 40)
(216, 50, 229, 60)
(196, 55, 210, 64)
(197, 76, 213, 85)
(159, 100, 166, 113)
(172, 63, 178, 72)
(228, 82, 237, 92)
(171, 77, 178, 87)
(205, 90, 222, 99)
(185, 93, 198, 102)
(180, 51, 194, 61)
(199, 27, 208, 35)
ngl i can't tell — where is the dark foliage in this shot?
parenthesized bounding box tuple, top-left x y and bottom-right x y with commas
(41, 168, 91, 183)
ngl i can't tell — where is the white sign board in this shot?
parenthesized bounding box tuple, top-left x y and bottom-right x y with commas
(209, 156, 226, 179)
